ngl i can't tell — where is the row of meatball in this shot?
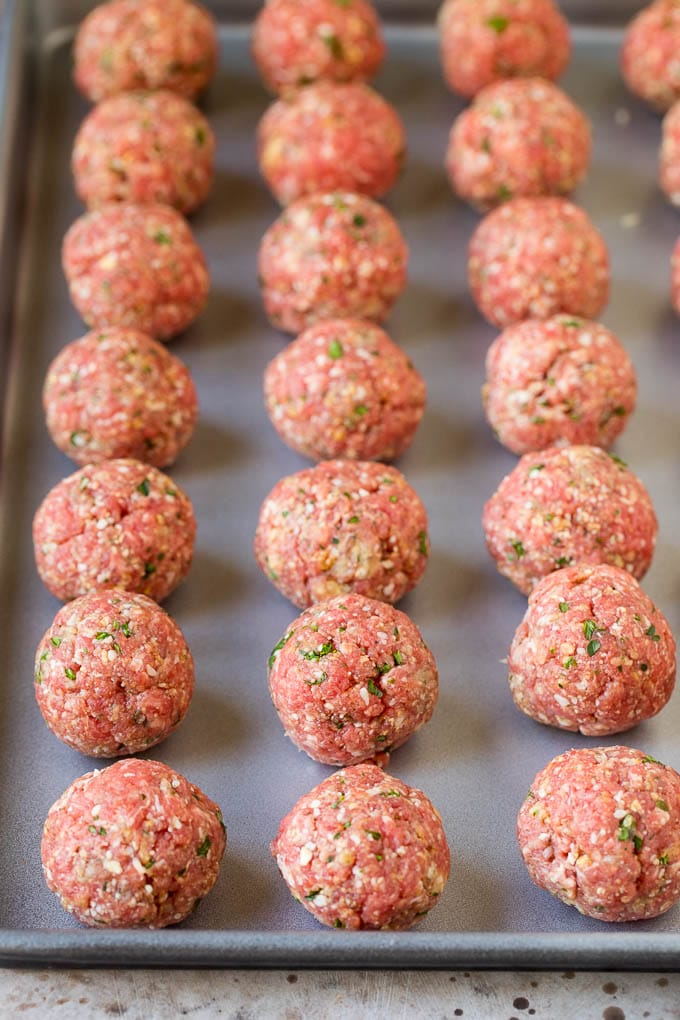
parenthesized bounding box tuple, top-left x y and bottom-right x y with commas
(454, 7, 680, 923)
(39, 0, 228, 931)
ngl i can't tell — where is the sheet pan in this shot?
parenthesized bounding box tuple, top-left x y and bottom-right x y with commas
(1, 0, 680, 968)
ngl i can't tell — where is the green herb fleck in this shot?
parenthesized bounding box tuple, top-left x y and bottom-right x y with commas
(367, 678, 383, 697)
(328, 339, 343, 359)
(197, 836, 212, 857)
(587, 639, 601, 656)
(121, 621, 132, 638)
(322, 32, 344, 59)
(510, 539, 525, 560)
(195, 126, 207, 146)
(528, 464, 545, 478)
(305, 888, 322, 900)
(617, 813, 641, 851)
(377, 662, 391, 675)
(143, 562, 156, 577)
(333, 919, 344, 928)
(50, 636, 62, 647)
(642, 754, 662, 764)
(418, 530, 428, 556)
(301, 641, 334, 661)
(559, 602, 569, 613)
(562, 319, 582, 328)
(393, 649, 404, 666)
(353, 214, 366, 228)
(640, 662, 649, 672)
(348, 515, 359, 524)
(64, 667, 76, 680)
(95, 631, 112, 641)
(268, 631, 292, 669)
(487, 15, 509, 32)
(646, 624, 661, 642)
(136, 478, 150, 496)
(88, 825, 107, 836)
(354, 404, 369, 416)
(609, 453, 628, 468)
(660, 854, 670, 866)
(365, 830, 382, 841)
(497, 183, 513, 201)
(656, 799, 670, 812)
(555, 556, 572, 568)
(563, 656, 576, 669)
(152, 230, 172, 245)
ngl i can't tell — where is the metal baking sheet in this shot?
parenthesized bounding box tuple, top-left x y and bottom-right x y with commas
(1, 0, 680, 968)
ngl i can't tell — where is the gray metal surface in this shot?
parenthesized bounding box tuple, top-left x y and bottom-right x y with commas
(1, 0, 679, 967)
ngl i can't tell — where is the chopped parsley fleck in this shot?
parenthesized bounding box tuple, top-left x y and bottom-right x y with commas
(389, 494, 398, 503)
(328, 339, 343, 359)
(660, 854, 670, 866)
(497, 183, 513, 201)
(196, 836, 212, 857)
(609, 453, 628, 468)
(195, 126, 206, 146)
(353, 214, 366, 228)
(152, 230, 172, 245)
(121, 621, 132, 638)
(354, 404, 368, 416)
(559, 602, 569, 613)
(64, 667, 76, 680)
(656, 799, 670, 812)
(348, 515, 359, 524)
(583, 620, 604, 640)
(487, 14, 509, 32)
(334, 820, 352, 838)
(367, 678, 383, 697)
(563, 656, 576, 669)
(555, 556, 572, 568)
(268, 631, 292, 669)
(617, 813, 642, 852)
(322, 32, 344, 59)
(379, 789, 402, 798)
(365, 830, 382, 841)
(88, 825, 107, 836)
(95, 631, 112, 641)
(526, 790, 536, 799)
(531, 416, 545, 425)
(305, 671, 327, 687)
(305, 888, 322, 900)
(333, 919, 344, 928)
(377, 662, 391, 675)
(481, 136, 491, 153)
(640, 663, 648, 672)
(646, 624, 661, 642)
(528, 464, 545, 478)
(136, 478, 150, 496)
(586, 639, 601, 657)
(300, 641, 334, 661)
(562, 319, 582, 328)
(510, 539, 525, 560)
(642, 754, 662, 764)
(418, 531, 428, 556)
(393, 649, 404, 666)
(50, 636, 62, 647)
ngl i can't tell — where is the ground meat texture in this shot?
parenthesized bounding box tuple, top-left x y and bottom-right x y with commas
(482, 316, 637, 455)
(263, 318, 426, 462)
(62, 203, 209, 340)
(73, 0, 218, 103)
(271, 762, 449, 929)
(258, 81, 405, 206)
(42, 758, 225, 927)
(34, 590, 194, 757)
(446, 78, 590, 210)
(482, 445, 657, 595)
(33, 459, 196, 603)
(660, 101, 680, 206)
(254, 460, 429, 608)
(438, 0, 570, 99)
(468, 197, 610, 328)
(43, 328, 197, 468)
(259, 192, 407, 334)
(268, 594, 438, 765)
(508, 565, 676, 736)
(252, 0, 385, 95)
(518, 746, 680, 921)
(72, 91, 215, 214)
(621, 1, 680, 112)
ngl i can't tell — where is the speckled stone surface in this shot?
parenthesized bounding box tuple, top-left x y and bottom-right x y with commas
(0, 969, 677, 1019)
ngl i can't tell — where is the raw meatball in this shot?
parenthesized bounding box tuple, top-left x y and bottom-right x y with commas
(482, 316, 637, 455)
(263, 318, 426, 461)
(62, 203, 209, 340)
(259, 191, 408, 333)
(42, 758, 226, 927)
(72, 90, 215, 213)
(254, 460, 429, 608)
(74, 0, 218, 103)
(258, 81, 405, 205)
(43, 328, 197, 468)
(271, 762, 450, 929)
(518, 746, 680, 921)
(621, 0, 680, 112)
(446, 78, 590, 210)
(33, 458, 196, 603)
(268, 594, 438, 765)
(252, 0, 385, 94)
(660, 101, 680, 206)
(482, 445, 657, 595)
(508, 564, 675, 735)
(438, 0, 570, 99)
(468, 197, 610, 328)
(35, 590, 195, 757)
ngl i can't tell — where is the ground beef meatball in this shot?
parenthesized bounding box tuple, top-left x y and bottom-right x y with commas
(660, 100, 680, 206)
(271, 762, 450, 929)
(254, 460, 429, 608)
(72, 90, 215, 213)
(263, 318, 426, 461)
(482, 316, 637, 455)
(621, 0, 680, 112)
(42, 758, 226, 927)
(43, 328, 197, 468)
(252, 0, 385, 94)
(446, 78, 590, 210)
(35, 590, 195, 757)
(33, 458, 196, 603)
(518, 746, 680, 921)
(73, 0, 218, 103)
(62, 203, 209, 340)
(508, 565, 675, 736)
(438, 0, 570, 99)
(268, 594, 438, 765)
(482, 445, 658, 595)
(258, 81, 405, 205)
(468, 197, 609, 328)
(259, 191, 408, 333)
